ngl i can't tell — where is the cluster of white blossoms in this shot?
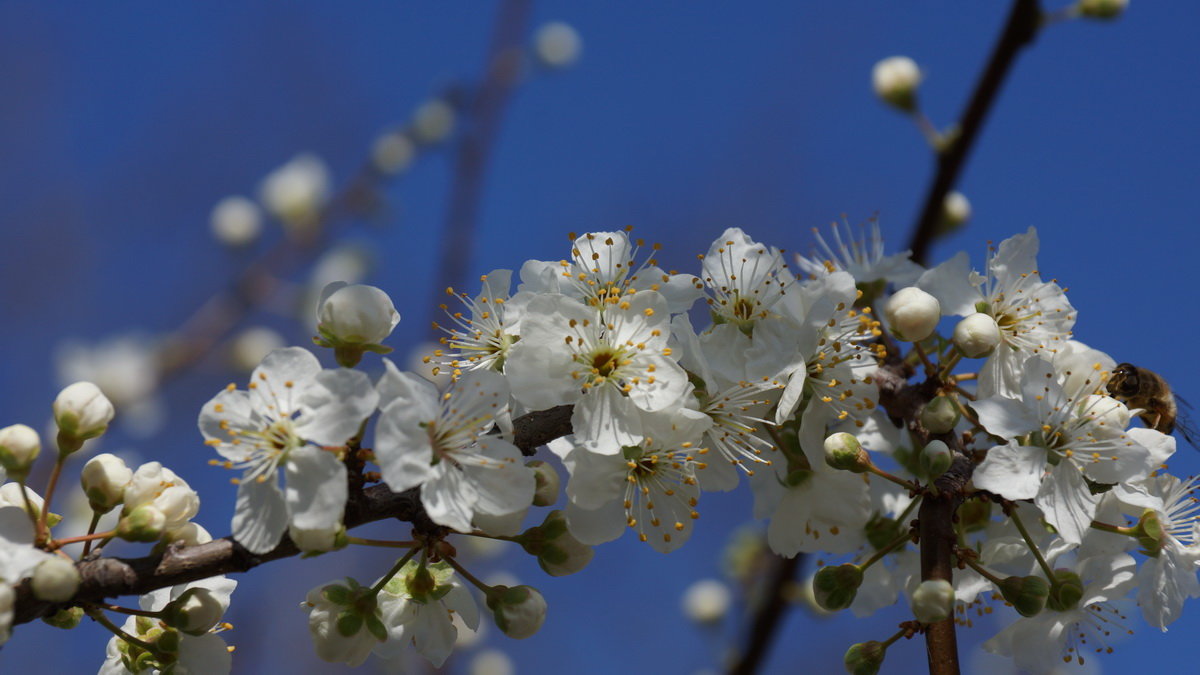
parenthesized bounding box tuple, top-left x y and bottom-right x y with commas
(6, 225, 1199, 674)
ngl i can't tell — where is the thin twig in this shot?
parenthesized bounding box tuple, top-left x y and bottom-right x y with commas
(906, 0, 1042, 266)
(726, 553, 803, 675)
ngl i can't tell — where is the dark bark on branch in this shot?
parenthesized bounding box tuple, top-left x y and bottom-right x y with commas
(12, 405, 574, 627)
(727, 554, 803, 675)
(906, 0, 1042, 266)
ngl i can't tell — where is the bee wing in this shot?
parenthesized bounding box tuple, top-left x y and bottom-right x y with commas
(1171, 394, 1200, 451)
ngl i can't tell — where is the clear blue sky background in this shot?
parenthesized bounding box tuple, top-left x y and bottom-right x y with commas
(1, 2, 1198, 673)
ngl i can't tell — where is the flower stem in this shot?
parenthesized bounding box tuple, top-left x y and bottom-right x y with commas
(37, 456, 66, 545)
(442, 555, 492, 593)
(98, 603, 162, 618)
(1007, 506, 1056, 580)
(866, 464, 921, 493)
(15, 479, 41, 535)
(369, 547, 420, 596)
(862, 529, 915, 571)
(52, 530, 117, 550)
(82, 511, 103, 558)
(85, 606, 160, 655)
(961, 556, 1005, 586)
(1089, 520, 1136, 537)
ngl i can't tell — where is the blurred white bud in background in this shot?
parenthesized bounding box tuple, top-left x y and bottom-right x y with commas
(371, 131, 416, 175)
(534, 21, 582, 69)
(942, 191, 971, 229)
(872, 56, 922, 111)
(682, 578, 732, 624)
(228, 326, 286, 372)
(411, 99, 456, 145)
(57, 334, 163, 439)
(259, 153, 331, 232)
(470, 649, 515, 675)
(209, 195, 262, 247)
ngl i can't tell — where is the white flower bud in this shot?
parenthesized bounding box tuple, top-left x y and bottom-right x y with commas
(872, 56, 921, 111)
(523, 511, 593, 577)
(53, 382, 115, 446)
(289, 523, 345, 554)
(486, 585, 547, 640)
(911, 579, 955, 624)
(921, 440, 952, 479)
(885, 287, 941, 342)
(32, 557, 80, 602)
(317, 282, 400, 346)
(534, 22, 582, 69)
(371, 132, 416, 175)
(1079, 0, 1127, 19)
(118, 504, 166, 542)
(1078, 394, 1131, 431)
(163, 521, 212, 547)
(953, 313, 1002, 358)
(470, 649, 515, 675)
(824, 432, 870, 473)
(528, 460, 560, 507)
(124, 462, 199, 529)
(81, 453, 133, 513)
(259, 153, 331, 230)
(681, 579, 731, 624)
(921, 396, 961, 435)
(0, 424, 41, 479)
(228, 327, 286, 373)
(209, 195, 262, 247)
(412, 99, 456, 145)
(164, 587, 225, 636)
(942, 191, 971, 228)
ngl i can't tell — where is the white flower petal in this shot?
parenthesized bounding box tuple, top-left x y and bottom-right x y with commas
(299, 368, 379, 446)
(972, 441, 1045, 501)
(232, 474, 288, 554)
(286, 445, 347, 531)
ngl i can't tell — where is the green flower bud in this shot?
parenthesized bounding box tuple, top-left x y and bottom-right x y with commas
(0, 424, 40, 480)
(812, 563, 863, 611)
(844, 640, 887, 675)
(486, 585, 547, 640)
(956, 499, 992, 533)
(1079, 0, 1127, 19)
(117, 504, 167, 542)
(921, 396, 961, 434)
(42, 606, 84, 630)
(519, 511, 594, 577)
(163, 587, 225, 636)
(1137, 509, 1164, 557)
(920, 440, 952, 479)
(999, 575, 1049, 617)
(824, 433, 871, 473)
(1046, 569, 1084, 612)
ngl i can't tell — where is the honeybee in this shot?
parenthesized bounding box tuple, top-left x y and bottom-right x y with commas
(1107, 363, 1198, 448)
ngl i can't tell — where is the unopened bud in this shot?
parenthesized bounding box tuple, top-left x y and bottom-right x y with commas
(43, 606, 84, 630)
(528, 460, 560, 507)
(872, 56, 921, 111)
(953, 313, 1001, 358)
(910, 579, 954, 623)
(411, 99, 456, 145)
(534, 22, 582, 69)
(1046, 569, 1083, 612)
(81, 453, 132, 513)
(1136, 509, 1165, 556)
(681, 579, 731, 624)
(164, 587, 225, 636)
(884, 287, 941, 342)
(124, 462, 199, 529)
(940, 191, 971, 232)
(32, 557, 81, 602)
(920, 440, 952, 479)
(998, 575, 1049, 617)
(259, 153, 331, 231)
(228, 327, 285, 373)
(486, 585, 547, 640)
(163, 522, 213, 548)
(315, 283, 400, 367)
(844, 640, 887, 675)
(210, 195, 262, 247)
(812, 563, 863, 611)
(371, 132, 416, 175)
(290, 523, 347, 554)
(0, 424, 41, 480)
(1079, 0, 1127, 19)
(824, 433, 871, 473)
(921, 396, 961, 434)
(118, 504, 167, 542)
(519, 511, 594, 577)
(53, 382, 115, 450)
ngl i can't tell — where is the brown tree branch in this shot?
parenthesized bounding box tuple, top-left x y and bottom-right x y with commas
(727, 554, 803, 675)
(11, 404, 574, 627)
(906, 0, 1042, 266)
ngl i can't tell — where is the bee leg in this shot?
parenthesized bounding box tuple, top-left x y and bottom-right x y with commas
(1148, 412, 1164, 433)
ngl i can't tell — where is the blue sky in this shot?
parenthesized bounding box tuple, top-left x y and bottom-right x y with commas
(1, 2, 1198, 673)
